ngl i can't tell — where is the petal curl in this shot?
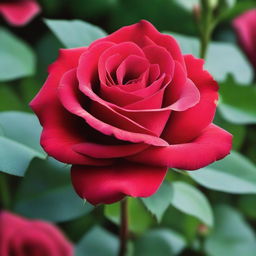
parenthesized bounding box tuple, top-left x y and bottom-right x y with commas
(162, 55, 218, 144)
(127, 124, 232, 170)
(71, 161, 167, 205)
(30, 48, 109, 165)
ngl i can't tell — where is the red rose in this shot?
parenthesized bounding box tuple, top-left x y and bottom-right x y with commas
(233, 9, 256, 69)
(0, 211, 73, 256)
(0, 0, 40, 26)
(30, 20, 232, 205)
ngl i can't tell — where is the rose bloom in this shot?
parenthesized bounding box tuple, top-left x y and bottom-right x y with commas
(233, 9, 256, 69)
(30, 21, 232, 205)
(0, 0, 40, 26)
(0, 211, 73, 256)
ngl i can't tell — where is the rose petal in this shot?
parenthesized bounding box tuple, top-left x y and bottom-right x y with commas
(40, 115, 113, 166)
(99, 85, 143, 106)
(143, 45, 175, 77)
(116, 109, 171, 136)
(71, 161, 168, 205)
(131, 73, 165, 97)
(125, 82, 166, 110)
(0, 0, 40, 26)
(127, 124, 232, 170)
(162, 55, 218, 144)
(77, 41, 114, 87)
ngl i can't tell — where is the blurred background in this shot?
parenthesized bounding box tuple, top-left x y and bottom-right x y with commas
(0, 0, 256, 255)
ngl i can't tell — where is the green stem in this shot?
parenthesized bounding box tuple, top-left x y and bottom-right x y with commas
(118, 198, 129, 256)
(200, 27, 212, 59)
(0, 173, 11, 209)
(199, 0, 214, 59)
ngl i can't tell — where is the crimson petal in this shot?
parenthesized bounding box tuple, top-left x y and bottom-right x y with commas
(162, 55, 218, 144)
(127, 124, 232, 170)
(71, 161, 167, 205)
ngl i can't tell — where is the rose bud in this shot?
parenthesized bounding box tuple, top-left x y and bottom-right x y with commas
(30, 20, 232, 205)
(0, 0, 40, 26)
(0, 211, 73, 256)
(233, 9, 256, 70)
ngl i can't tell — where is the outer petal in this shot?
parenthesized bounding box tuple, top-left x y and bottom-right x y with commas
(71, 162, 168, 205)
(127, 124, 232, 170)
(30, 48, 110, 165)
(92, 20, 185, 68)
(0, 0, 40, 26)
(233, 9, 256, 68)
(162, 55, 218, 144)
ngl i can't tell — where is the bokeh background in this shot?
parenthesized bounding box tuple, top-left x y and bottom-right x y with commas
(0, 0, 256, 255)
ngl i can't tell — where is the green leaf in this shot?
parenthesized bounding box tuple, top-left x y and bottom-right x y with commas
(170, 182, 213, 226)
(141, 181, 173, 222)
(134, 229, 186, 256)
(14, 158, 93, 222)
(35, 32, 62, 82)
(0, 111, 45, 176)
(205, 205, 256, 256)
(76, 226, 118, 256)
(238, 195, 256, 219)
(0, 27, 35, 81)
(218, 77, 256, 124)
(161, 204, 200, 243)
(205, 41, 253, 84)
(165, 32, 253, 84)
(0, 84, 25, 111)
(105, 198, 153, 234)
(44, 19, 107, 48)
(189, 151, 256, 194)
